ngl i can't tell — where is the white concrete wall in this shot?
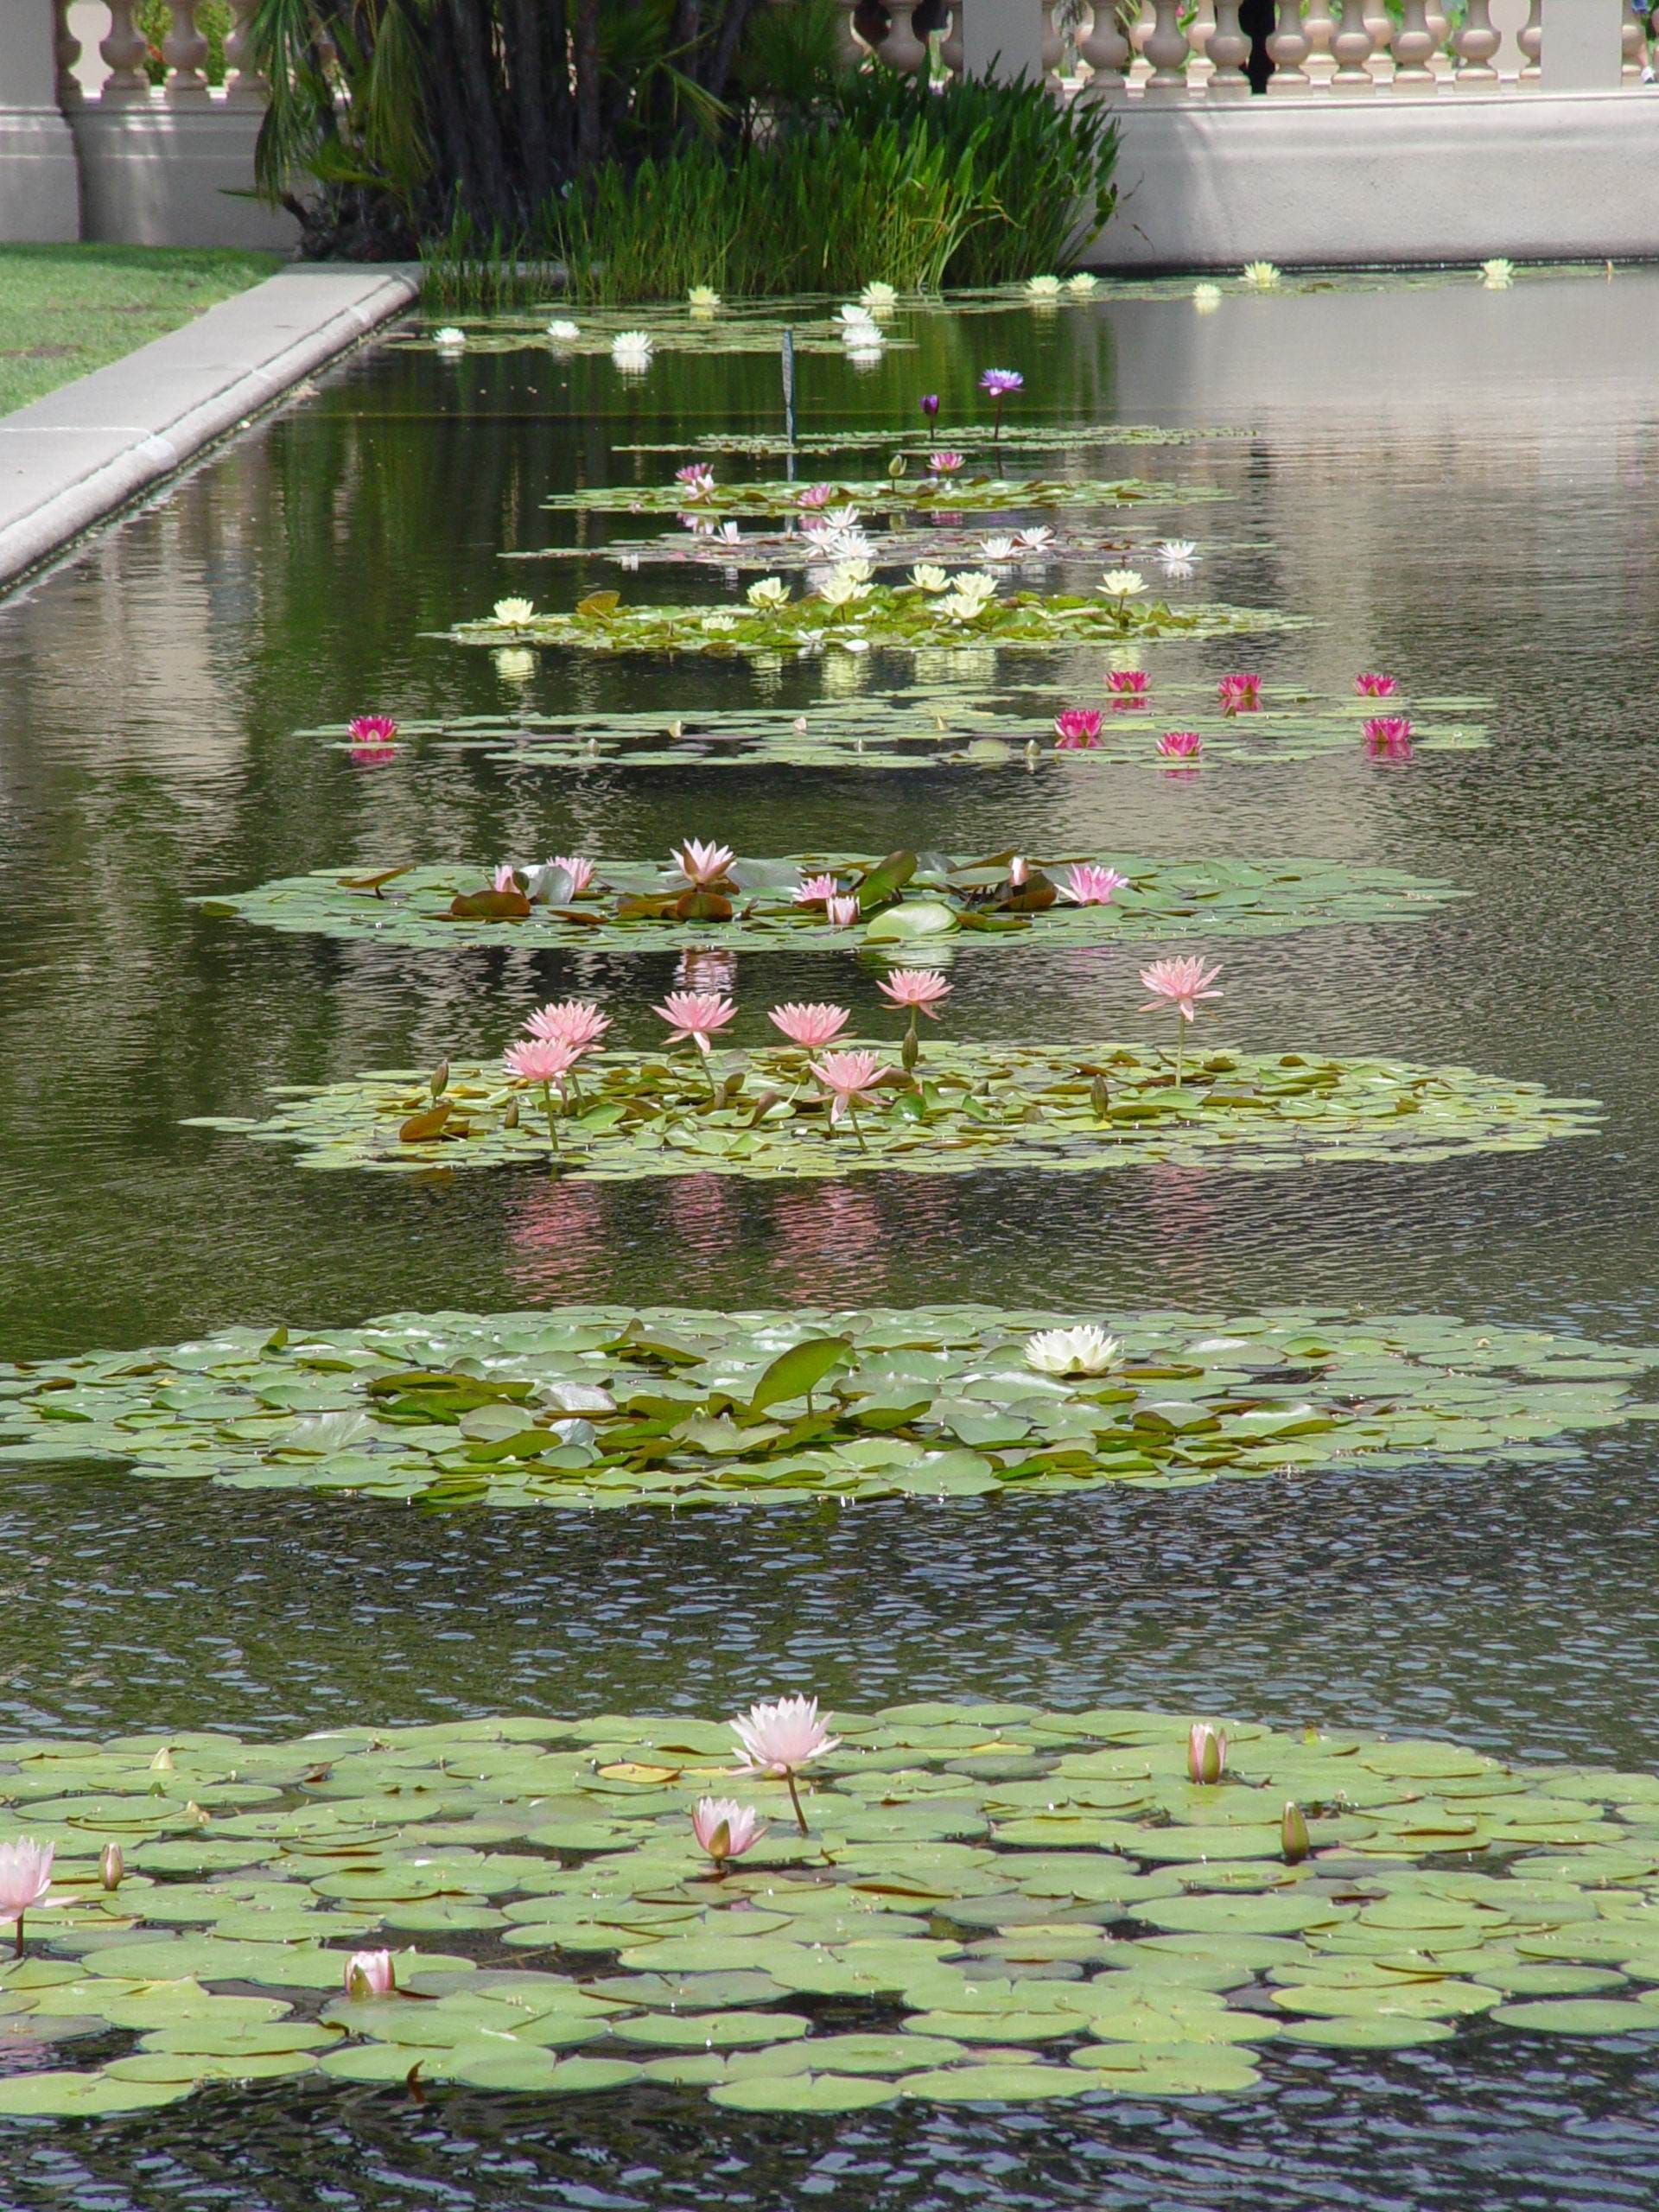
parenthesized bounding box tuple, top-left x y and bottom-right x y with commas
(0, 2, 83, 240)
(71, 106, 300, 251)
(1085, 91, 1659, 270)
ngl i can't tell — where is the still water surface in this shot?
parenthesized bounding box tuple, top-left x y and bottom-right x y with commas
(0, 273, 1656, 2207)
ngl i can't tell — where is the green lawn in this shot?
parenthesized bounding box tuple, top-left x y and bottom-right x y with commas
(0, 244, 282, 416)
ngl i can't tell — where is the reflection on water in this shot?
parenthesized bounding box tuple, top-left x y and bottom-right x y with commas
(0, 275, 1657, 2208)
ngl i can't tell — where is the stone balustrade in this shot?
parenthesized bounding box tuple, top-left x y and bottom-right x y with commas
(842, 0, 1644, 92)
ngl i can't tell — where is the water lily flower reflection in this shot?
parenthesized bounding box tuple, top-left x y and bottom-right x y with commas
(1157, 539, 1199, 575)
(1356, 671, 1400, 696)
(1063, 863, 1127, 906)
(652, 990, 736, 1053)
(732, 1695, 842, 1833)
(1157, 730, 1203, 760)
(1054, 708, 1103, 748)
(344, 1948, 396, 1999)
(690, 1797, 766, 1872)
(769, 1002, 850, 1049)
(673, 839, 735, 887)
(1192, 283, 1223, 313)
(610, 330, 655, 371)
(1026, 1325, 1122, 1376)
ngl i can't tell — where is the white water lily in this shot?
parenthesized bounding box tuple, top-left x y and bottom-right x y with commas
(816, 526, 875, 562)
(823, 505, 863, 532)
(1192, 283, 1223, 314)
(1014, 526, 1054, 551)
(980, 536, 1019, 561)
(546, 318, 580, 341)
(611, 330, 655, 370)
(1099, 568, 1147, 599)
(717, 521, 742, 543)
(858, 281, 898, 314)
(818, 572, 872, 609)
(700, 612, 740, 632)
(1480, 257, 1516, 288)
(831, 558, 874, 586)
(1025, 1325, 1122, 1377)
(1241, 260, 1281, 289)
(747, 576, 791, 611)
(910, 564, 950, 593)
(491, 597, 537, 626)
(433, 326, 466, 347)
(1026, 274, 1064, 298)
(1065, 272, 1100, 295)
(836, 303, 879, 328)
(687, 285, 721, 308)
(1157, 539, 1198, 565)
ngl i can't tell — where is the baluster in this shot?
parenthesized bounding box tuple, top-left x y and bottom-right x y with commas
(1518, 0, 1541, 79)
(1141, 0, 1192, 95)
(833, 0, 870, 64)
(225, 0, 268, 101)
(1425, 0, 1451, 69)
(1453, 0, 1500, 83)
(1624, 3, 1645, 80)
(850, 0, 891, 57)
(1126, 0, 1154, 86)
(52, 0, 83, 107)
(1363, 0, 1395, 72)
(1328, 0, 1377, 87)
(163, 0, 213, 97)
(1078, 0, 1130, 92)
(1391, 0, 1437, 82)
(1302, 0, 1338, 81)
(1041, 0, 1065, 81)
(1266, 0, 1313, 92)
(1207, 0, 1252, 92)
(881, 0, 930, 71)
(1186, 0, 1216, 84)
(99, 1, 151, 99)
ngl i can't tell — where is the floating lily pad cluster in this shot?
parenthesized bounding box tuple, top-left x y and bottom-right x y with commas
(512, 520, 1168, 575)
(319, 691, 1490, 772)
(450, 583, 1286, 660)
(4, 1698, 1659, 2120)
(183, 1042, 1599, 1182)
(614, 424, 1246, 458)
(194, 852, 1463, 957)
(541, 475, 1222, 519)
(0, 1305, 1651, 1510)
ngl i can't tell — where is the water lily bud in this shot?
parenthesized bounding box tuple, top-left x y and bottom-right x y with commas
(902, 1028, 919, 1072)
(1282, 1801, 1310, 1863)
(99, 1842, 124, 1891)
(429, 1060, 449, 1097)
(346, 1948, 396, 2000)
(920, 394, 939, 419)
(149, 1747, 174, 1773)
(887, 454, 907, 480)
(1090, 1074, 1109, 1118)
(502, 1096, 520, 1128)
(1187, 1720, 1227, 1786)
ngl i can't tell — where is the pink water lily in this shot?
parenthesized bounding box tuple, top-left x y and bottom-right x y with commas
(1064, 863, 1128, 907)
(733, 1694, 842, 1833)
(1157, 729, 1203, 760)
(793, 873, 842, 906)
(927, 451, 965, 475)
(675, 464, 716, 498)
(346, 714, 397, 752)
(979, 368, 1024, 397)
(674, 838, 735, 888)
(808, 1049, 887, 1141)
(504, 1035, 582, 1088)
(1008, 855, 1028, 888)
(1363, 715, 1414, 760)
(0, 1840, 54, 1957)
(690, 1796, 766, 1872)
(1355, 671, 1399, 696)
(1053, 708, 1102, 748)
(492, 863, 519, 895)
(827, 893, 861, 929)
(769, 1001, 850, 1049)
(1217, 672, 1262, 714)
(526, 999, 609, 1052)
(1188, 1722, 1228, 1785)
(1141, 956, 1222, 1090)
(1107, 671, 1149, 699)
(546, 855, 594, 895)
(653, 990, 736, 1053)
(344, 1948, 396, 1999)
(878, 970, 952, 1018)
(798, 482, 835, 508)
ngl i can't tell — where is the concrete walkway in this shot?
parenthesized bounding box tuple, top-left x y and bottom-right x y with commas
(0, 261, 420, 593)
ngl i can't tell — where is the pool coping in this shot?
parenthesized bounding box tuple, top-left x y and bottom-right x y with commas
(0, 260, 421, 595)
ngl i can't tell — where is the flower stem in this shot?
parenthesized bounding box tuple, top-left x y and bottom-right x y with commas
(847, 1097, 869, 1153)
(785, 1771, 809, 1836)
(1173, 1019, 1185, 1091)
(542, 1081, 563, 1170)
(13, 1913, 22, 1961)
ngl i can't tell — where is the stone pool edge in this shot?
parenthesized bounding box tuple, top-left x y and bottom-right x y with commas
(0, 261, 421, 594)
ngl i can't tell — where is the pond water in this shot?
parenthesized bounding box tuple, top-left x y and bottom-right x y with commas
(0, 270, 1656, 2207)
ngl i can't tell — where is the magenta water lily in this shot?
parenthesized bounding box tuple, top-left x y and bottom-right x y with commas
(1217, 672, 1262, 714)
(1054, 708, 1103, 748)
(1364, 715, 1414, 760)
(1157, 729, 1203, 760)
